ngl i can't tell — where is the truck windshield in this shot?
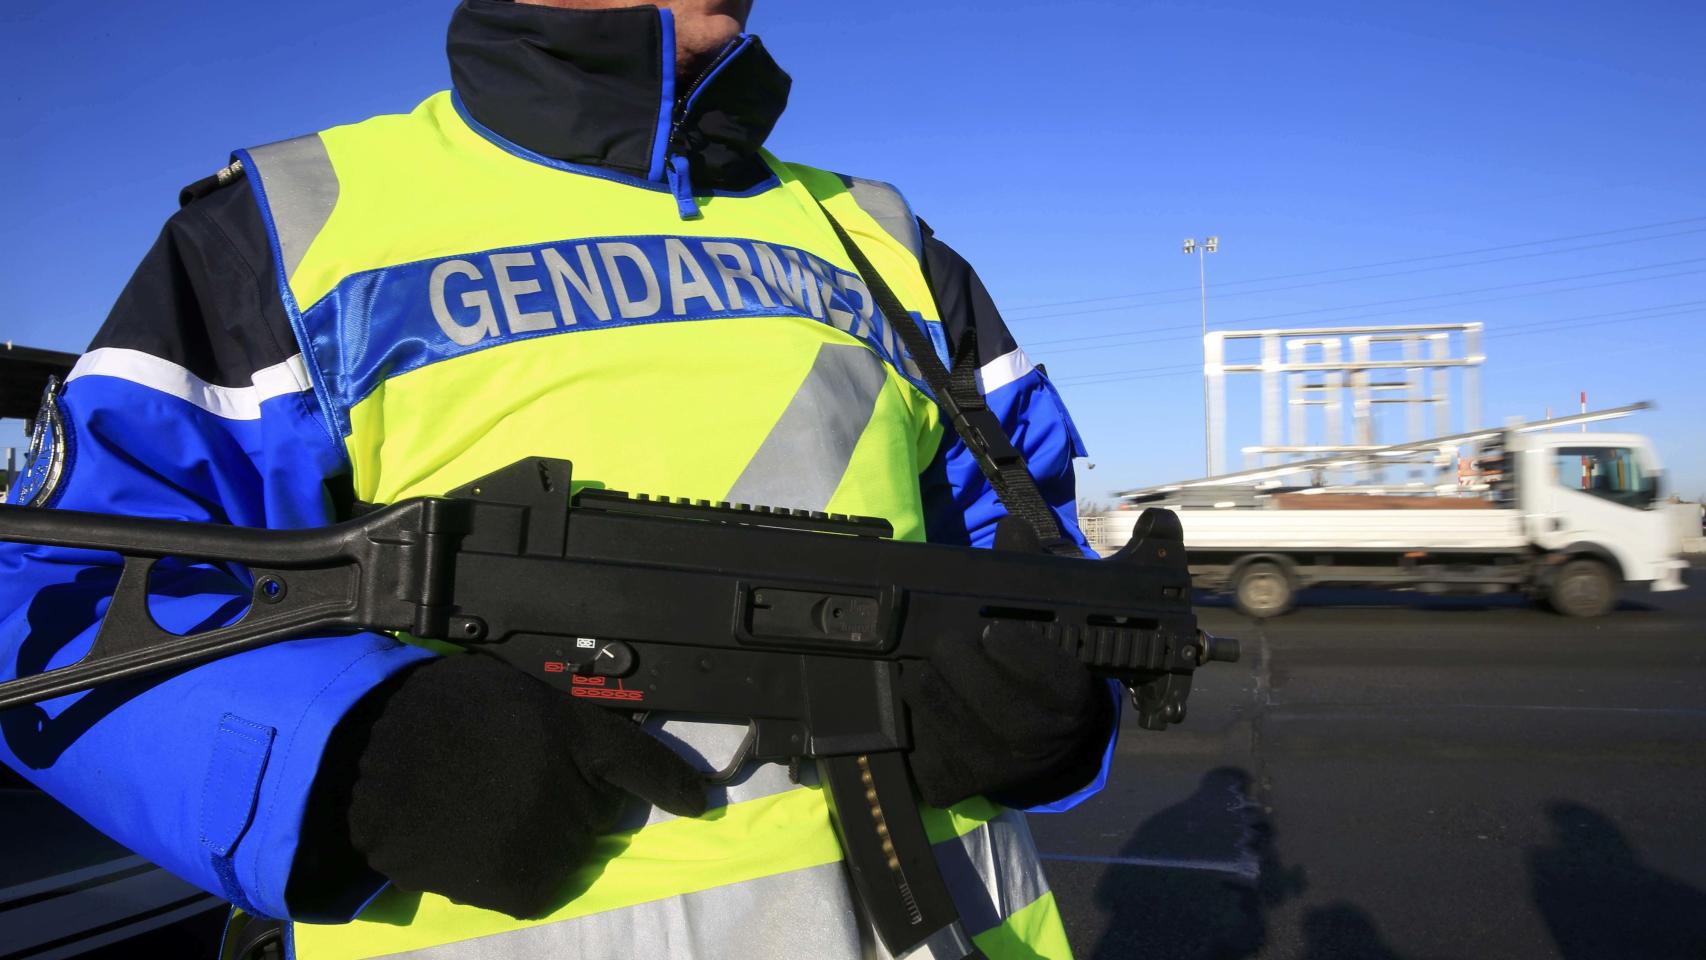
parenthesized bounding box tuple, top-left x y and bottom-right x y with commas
(1551, 447, 1654, 508)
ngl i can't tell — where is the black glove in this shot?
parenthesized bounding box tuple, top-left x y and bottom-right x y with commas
(902, 620, 1114, 810)
(317, 653, 705, 919)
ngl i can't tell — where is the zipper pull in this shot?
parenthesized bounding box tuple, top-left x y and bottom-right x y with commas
(666, 155, 702, 220)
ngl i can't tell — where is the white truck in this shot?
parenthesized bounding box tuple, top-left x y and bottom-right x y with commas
(1090, 422, 1692, 618)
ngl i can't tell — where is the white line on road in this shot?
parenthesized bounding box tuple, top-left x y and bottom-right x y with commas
(1269, 703, 1706, 717)
(0, 855, 151, 908)
(1039, 853, 1260, 880)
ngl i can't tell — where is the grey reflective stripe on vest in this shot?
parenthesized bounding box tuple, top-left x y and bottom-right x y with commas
(724, 343, 889, 511)
(927, 808, 1049, 940)
(840, 176, 924, 262)
(363, 863, 865, 960)
(351, 810, 1051, 960)
(244, 134, 340, 282)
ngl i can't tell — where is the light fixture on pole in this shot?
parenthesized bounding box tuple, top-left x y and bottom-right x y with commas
(1184, 236, 1219, 474)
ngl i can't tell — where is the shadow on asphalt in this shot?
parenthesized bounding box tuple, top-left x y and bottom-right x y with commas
(1297, 903, 1414, 960)
(1081, 771, 1450, 960)
(1529, 801, 1706, 960)
(1087, 767, 1306, 959)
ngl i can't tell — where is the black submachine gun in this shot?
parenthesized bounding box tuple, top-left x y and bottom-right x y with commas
(0, 457, 1237, 960)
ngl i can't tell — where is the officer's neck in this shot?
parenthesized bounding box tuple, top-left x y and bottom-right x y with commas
(447, 0, 790, 189)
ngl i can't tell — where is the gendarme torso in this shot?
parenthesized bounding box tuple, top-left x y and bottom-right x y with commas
(238, 90, 947, 539)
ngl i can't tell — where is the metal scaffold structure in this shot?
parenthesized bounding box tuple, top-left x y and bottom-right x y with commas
(1204, 322, 1485, 486)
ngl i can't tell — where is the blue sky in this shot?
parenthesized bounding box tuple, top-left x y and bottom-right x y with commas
(2, 1, 1702, 497)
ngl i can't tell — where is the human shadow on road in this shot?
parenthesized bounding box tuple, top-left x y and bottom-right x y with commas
(1297, 902, 1417, 960)
(1528, 800, 1706, 960)
(1088, 767, 1306, 960)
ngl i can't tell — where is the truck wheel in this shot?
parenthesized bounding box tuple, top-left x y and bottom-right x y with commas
(1547, 559, 1618, 618)
(1235, 562, 1294, 619)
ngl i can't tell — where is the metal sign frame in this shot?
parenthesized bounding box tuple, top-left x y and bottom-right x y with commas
(1204, 323, 1484, 481)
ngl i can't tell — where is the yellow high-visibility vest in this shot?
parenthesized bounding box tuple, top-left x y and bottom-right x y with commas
(234, 90, 1072, 960)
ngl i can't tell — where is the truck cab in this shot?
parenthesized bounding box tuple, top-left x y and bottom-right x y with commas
(1510, 431, 1689, 609)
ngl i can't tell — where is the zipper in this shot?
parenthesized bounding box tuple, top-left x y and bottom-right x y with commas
(668, 36, 750, 151)
(666, 155, 699, 219)
(658, 35, 754, 221)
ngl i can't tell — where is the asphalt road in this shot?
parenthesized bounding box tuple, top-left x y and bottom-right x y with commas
(1031, 569, 1706, 960)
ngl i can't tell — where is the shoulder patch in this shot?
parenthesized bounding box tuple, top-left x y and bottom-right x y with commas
(179, 160, 247, 208)
(9, 376, 69, 507)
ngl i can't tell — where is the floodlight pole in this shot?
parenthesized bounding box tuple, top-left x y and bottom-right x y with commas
(1184, 236, 1219, 475)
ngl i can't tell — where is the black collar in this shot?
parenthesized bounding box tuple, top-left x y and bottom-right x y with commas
(448, 0, 791, 190)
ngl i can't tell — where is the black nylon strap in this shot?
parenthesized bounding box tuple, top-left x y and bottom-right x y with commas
(817, 204, 1081, 558)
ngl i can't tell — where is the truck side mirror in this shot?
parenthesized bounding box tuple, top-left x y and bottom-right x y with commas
(1639, 475, 1662, 508)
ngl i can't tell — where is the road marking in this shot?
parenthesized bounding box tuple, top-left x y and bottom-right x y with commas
(1268, 703, 1706, 717)
(0, 856, 223, 960)
(1448, 704, 1706, 716)
(0, 855, 151, 910)
(15, 893, 225, 960)
(1038, 853, 1260, 880)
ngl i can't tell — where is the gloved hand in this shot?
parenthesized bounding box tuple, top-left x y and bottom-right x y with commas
(902, 620, 1114, 810)
(323, 653, 705, 918)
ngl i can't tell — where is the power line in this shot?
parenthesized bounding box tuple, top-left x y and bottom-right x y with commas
(1052, 364, 1203, 388)
(1486, 305, 1706, 340)
(1222, 256, 1706, 327)
(1478, 299, 1706, 336)
(1046, 301, 1706, 388)
(1226, 266, 1706, 329)
(1002, 214, 1706, 319)
(1010, 213, 1706, 308)
(1023, 262, 1706, 355)
(1011, 228, 1706, 325)
(1033, 266, 1706, 355)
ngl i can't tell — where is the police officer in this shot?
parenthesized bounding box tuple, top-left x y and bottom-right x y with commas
(0, 2, 1115, 957)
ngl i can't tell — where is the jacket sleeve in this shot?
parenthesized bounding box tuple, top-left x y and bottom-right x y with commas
(917, 227, 1094, 555)
(0, 177, 433, 922)
(917, 224, 1119, 812)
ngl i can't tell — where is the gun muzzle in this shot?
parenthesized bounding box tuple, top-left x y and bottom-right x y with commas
(1198, 631, 1240, 664)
